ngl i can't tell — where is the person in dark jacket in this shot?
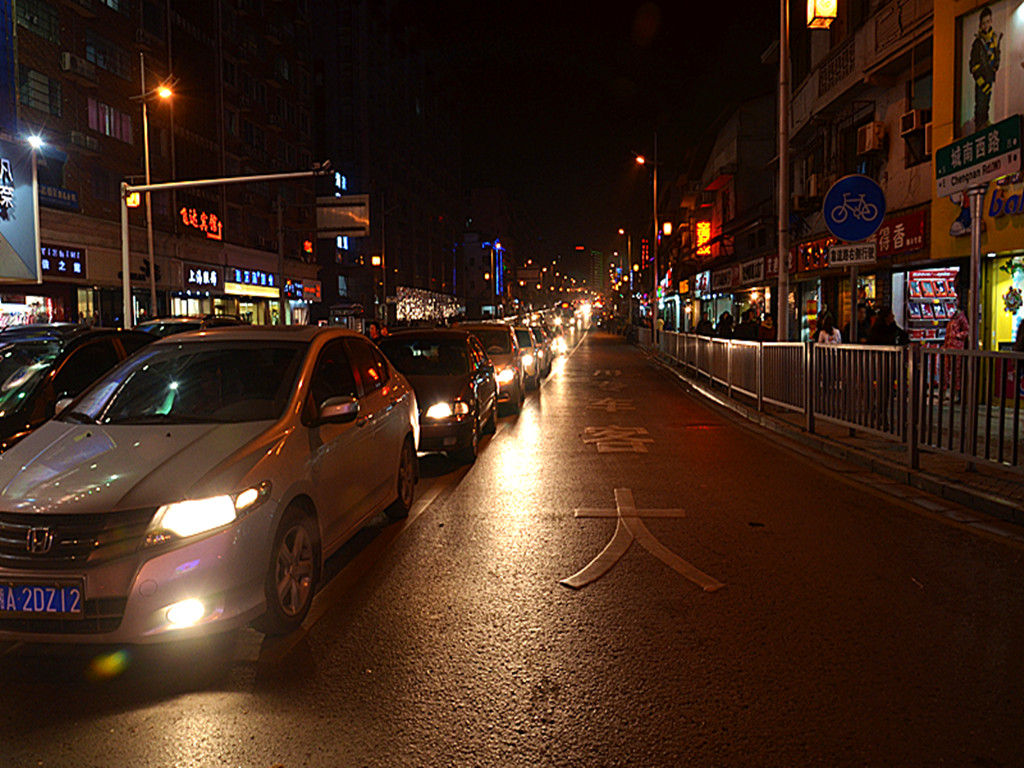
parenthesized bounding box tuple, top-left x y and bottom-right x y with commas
(734, 309, 760, 340)
(842, 303, 872, 344)
(715, 311, 734, 338)
(695, 313, 714, 336)
(867, 306, 908, 345)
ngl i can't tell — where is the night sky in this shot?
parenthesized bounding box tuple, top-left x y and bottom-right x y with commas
(410, 1, 779, 263)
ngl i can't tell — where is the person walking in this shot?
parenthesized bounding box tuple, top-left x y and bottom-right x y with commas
(942, 303, 970, 394)
(715, 311, 734, 338)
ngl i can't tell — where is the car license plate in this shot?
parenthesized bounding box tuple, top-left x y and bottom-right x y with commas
(0, 581, 84, 619)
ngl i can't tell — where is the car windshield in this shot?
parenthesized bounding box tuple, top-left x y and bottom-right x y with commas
(0, 341, 59, 416)
(515, 329, 534, 348)
(469, 328, 511, 356)
(531, 326, 548, 341)
(380, 338, 470, 376)
(64, 341, 306, 425)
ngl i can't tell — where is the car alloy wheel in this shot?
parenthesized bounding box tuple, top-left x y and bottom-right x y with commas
(256, 505, 318, 635)
(387, 437, 417, 519)
(452, 415, 479, 464)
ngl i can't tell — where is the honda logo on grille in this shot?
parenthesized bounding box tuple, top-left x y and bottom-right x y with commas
(26, 527, 54, 554)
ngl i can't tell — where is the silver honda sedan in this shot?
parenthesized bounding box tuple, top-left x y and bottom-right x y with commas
(0, 326, 418, 644)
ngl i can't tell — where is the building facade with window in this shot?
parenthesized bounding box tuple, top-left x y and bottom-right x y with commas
(3, 0, 319, 328)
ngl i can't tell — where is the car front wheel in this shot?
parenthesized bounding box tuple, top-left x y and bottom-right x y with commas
(255, 505, 319, 635)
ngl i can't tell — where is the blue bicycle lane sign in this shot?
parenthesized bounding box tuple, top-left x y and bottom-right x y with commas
(822, 174, 887, 242)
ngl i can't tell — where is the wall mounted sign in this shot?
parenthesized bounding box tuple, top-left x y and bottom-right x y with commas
(184, 262, 223, 291)
(40, 244, 85, 277)
(874, 210, 926, 258)
(38, 185, 79, 212)
(179, 207, 224, 240)
(0, 138, 40, 281)
(225, 267, 278, 298)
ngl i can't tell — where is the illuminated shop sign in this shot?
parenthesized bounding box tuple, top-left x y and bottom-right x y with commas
(179, 207, 224, 240)
(284, 279, 304, 300)
(40, 244, 85, 277)
(225, 267, 279, 298)
(874, 210, 926, 258)
(693, 271, 711, 298)
(696, 221, 712, 256)
(184, 262, 223, 291)
(303, 281, 321, 302)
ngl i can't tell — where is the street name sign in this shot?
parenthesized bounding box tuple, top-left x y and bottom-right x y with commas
(935, 115, 1022, 196)
(829, 242, 877, 267)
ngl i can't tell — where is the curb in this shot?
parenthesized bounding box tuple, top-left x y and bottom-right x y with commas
(648, 351, 1022, 526)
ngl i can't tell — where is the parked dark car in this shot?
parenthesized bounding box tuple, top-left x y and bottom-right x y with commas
(135, 315, 249, 337)
(379, 328, 498, 463)
(0, 324, 155, 451)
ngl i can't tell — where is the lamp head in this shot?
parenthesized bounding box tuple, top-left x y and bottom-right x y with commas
(158, 86, 173, 99)
(27, 136, 43, 150)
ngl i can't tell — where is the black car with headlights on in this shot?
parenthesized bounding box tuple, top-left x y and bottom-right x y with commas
(379, 329, 498, 464)
(0, 324, 154, 451)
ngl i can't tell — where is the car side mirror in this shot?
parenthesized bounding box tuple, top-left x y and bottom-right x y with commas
(54, 397, 74, 417)
(316, 395, 359, 425)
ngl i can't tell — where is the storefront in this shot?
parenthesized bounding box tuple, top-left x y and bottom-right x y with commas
(734, 256, 772, 323)
(170, 262, 225, 318)
(222, 266, 280, 325)
(283, 279, 322, 325)
(986, 253, 1024, 350)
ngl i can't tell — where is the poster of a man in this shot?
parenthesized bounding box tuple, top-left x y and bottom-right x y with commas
(970, 6, 1002, 130)
(958, 0, 1024, 136)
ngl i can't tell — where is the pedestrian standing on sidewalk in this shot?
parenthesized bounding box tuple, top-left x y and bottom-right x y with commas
(867, 306, 908, 346)
(817, 314, 842, 344)
(842, 303, 872, 344)
(942, 302, 970, 394)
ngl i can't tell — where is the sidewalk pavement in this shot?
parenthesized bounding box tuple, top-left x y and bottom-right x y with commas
(649, 350, 1024, 527)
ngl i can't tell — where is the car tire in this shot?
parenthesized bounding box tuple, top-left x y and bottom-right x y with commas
(255, 504, 319, 636)
(451, 416, 479, 465)
(386, 436, 417, 520)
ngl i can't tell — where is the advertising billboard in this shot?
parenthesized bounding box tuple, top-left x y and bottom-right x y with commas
(0, 138, 41, 282)
(957, 0, 1024, 137)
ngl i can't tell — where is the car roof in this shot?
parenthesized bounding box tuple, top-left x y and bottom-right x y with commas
(0, 323, 130, 344)
(455, 322, 513, 332)
(148, 324, 363, 345)
(382, 328, 474, 341)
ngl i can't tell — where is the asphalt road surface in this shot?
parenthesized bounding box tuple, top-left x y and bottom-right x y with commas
(2, 329, 1023, 767)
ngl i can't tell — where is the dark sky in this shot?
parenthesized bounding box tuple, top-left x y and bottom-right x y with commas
(412, 2, 778, 260)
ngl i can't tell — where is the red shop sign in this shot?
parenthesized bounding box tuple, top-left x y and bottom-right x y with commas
(874, 210, 926, 258)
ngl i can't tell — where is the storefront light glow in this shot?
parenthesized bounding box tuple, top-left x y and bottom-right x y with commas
(807, 0, 837, 28)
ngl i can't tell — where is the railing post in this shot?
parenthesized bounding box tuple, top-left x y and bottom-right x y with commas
(727, 341, 734, 398)
(757, 342, 764, 412)
(805, 342, 816, 433)
(908, 344, 920, 470)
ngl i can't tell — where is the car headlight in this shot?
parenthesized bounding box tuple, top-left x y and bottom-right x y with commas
(424, 401, 470, 419)
(496, 367, 516, 384)
(522, 353, 534, 367)
(145, 482, 271, 547)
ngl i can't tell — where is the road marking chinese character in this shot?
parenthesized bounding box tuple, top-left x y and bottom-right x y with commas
(560, 488, 725, 592)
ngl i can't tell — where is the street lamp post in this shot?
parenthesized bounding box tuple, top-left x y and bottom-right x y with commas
(636, 135, 659, 346)
(137, 52, 172, 322)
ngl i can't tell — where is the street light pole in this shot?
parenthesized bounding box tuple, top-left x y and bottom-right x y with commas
(652, 133, 659, 347)
(777, 0, 791, 341)
(140, 52, 157, 319)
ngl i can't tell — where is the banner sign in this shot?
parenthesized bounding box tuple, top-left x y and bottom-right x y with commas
(874, 210, 926, 258)
(739, 257, 765, 285)
(0, 138, 41, 282)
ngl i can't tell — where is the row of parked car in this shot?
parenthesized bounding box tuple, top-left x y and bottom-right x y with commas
(0, 313, 570, 647)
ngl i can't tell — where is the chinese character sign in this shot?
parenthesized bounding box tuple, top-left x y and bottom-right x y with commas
(40, 244, 85, 277)
(179, 207, 224, 240)
(957, 0, 1024, 137)
(0, 138, 41, 281)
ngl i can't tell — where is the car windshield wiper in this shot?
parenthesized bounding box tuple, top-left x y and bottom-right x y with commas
(103, 414, 224, 425)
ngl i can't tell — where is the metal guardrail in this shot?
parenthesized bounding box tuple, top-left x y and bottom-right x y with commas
(645, 330, 1024, 475)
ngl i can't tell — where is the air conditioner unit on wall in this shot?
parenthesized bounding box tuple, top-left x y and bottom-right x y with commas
(856, 121, 885, 154)
(60, 52, 97, 82)
(900, 109, 932, 136)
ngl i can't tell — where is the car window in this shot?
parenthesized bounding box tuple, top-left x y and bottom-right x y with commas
(53, 339, 120, 399)
(346, 338, 389, 396)
(469, 327, 511, 356)
(119, 333, 154, 357)
(308, 339, 359, 409)
(380, 338, 470, 376)
(515, 329, 534, 348)
(0, 341, 59, 413)
(469, 337, 487, 368)
(69, 342, 306, 425)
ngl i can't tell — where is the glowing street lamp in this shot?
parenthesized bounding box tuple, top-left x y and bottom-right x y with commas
(807, 0, 837, 28)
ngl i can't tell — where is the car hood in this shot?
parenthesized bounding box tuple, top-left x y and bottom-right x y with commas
(0, 419, 276, 515)
(403, 374, 470, 412)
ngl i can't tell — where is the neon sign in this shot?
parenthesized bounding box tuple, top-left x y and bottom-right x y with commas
(41, 244, 85, 277)
(696, 221, 711, 256)
(0, 157, 14, 217)
(179, 207, 223, 240)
